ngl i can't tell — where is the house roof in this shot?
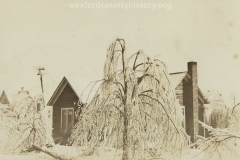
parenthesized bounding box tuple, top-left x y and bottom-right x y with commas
(0, 90, 10, 104)
(47, 76, 98, 106)
(169, 71, 209, 104)
(169, 72, 189, 89)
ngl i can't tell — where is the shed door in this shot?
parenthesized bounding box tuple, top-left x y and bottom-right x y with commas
(61, 108, 74, 134)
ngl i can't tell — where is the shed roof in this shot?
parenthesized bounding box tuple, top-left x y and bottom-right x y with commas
(47, 76, 98, 106)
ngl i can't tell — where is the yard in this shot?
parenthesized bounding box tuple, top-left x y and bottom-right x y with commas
(1, 144, 240, 160)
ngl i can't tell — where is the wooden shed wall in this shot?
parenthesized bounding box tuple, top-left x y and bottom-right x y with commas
(52, 84, 79, 139)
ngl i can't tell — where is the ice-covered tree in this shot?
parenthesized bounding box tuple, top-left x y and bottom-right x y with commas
(68, 39, 189, 160)
(195, 91, 240, 160)
(0, 91, 50, 153)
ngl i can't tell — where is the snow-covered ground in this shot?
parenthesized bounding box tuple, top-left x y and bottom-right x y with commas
(0, 144, 240, 160)
(0, 153, 54, 160)
(0, 146, 207, 160)
(0, 145, 122, 160)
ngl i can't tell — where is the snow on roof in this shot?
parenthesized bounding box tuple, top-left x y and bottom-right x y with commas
(168, 72, 188, 89)
(66, 76, 100, 103)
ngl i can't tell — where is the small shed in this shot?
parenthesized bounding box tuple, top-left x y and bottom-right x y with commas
(47, 76, 94, 144)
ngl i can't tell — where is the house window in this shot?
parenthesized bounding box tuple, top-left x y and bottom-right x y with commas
(181, 105, 186, 130)
(61, 108, 74, 134)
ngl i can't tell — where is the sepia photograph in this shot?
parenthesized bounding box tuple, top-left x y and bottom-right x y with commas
(0, 0, 240, 159)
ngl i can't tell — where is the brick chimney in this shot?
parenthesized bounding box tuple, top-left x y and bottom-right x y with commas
(187, 62, 199, 142)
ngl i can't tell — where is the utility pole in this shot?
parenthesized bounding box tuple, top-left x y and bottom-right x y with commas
(32, 66, 45, 143)
(37, 67, 45, 94)
(37, 67, 45, 110)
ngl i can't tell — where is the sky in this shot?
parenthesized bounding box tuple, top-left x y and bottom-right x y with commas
(0, 0, 240, 104)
